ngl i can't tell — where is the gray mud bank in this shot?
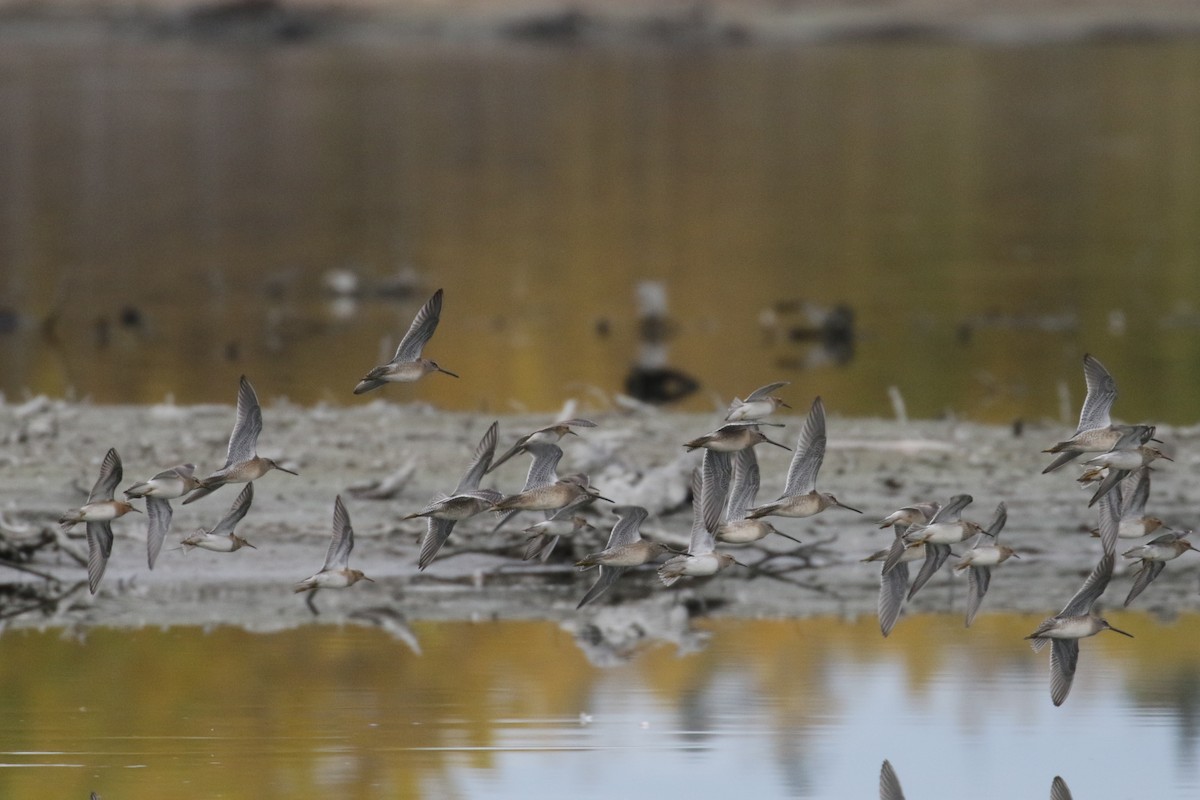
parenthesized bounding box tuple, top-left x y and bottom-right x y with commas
(1, 396, 1197, 635)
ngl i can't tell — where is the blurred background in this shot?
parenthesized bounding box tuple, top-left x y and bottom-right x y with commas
(2, 0, 1200, 423)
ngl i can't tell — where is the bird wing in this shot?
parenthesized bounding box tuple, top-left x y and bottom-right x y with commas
(879, 760, 906, 800)
(965, 566, 991, 627)
(702, 450, 732, 536)
(607, 506, 649, 548)
(212, 483, 254, 537)
(417, 518, 457, 571)
(89, 448, 123, 503)
(225, 376, 263, 467)
(926, 494, 974, 525)
(878, 535, 910, 638)
(1124, 560, 1165, 607)
(556, 418, 597, 428)
(724, 448, 760, 522)
(323, 495, 354, 571)
(145, 496, 173, 570)
(781, 396, 826, 497)
(1122, 467, 1151, 519)
(455, 421, 498, 493)
(744, 381, 789, 403)
(1049, 638, 1080, 706)
(1061, 551, 1115, 617)
(391, 288, 443, 363)
(85, 521, 114, 594)
(907, 543, 951, 600)
(1075, 353, 1116, 434)
(1050, 776, 1074, 800)
(983, 501, 1007, 540)
(522, 443, 563, 491)
(577, 565, 628, 609)
(1094, 490, 1121, 557)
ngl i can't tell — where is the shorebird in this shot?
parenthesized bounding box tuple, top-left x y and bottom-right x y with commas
(725, 381, 790, 422)
(879, 759, 906, 800)
(183, 376, 297, 504)
(715, 448, 801, 545)
(124, 463, 203, 568)
(1026, 531, 1133, 706)
(867, 500, 940, 636)
(1050, 777, 1073, 800)
(683, 421, 790, 453)
(405, 421, 501, 570)
(1079, 429, 1171, 507)
(295, 495, 374, 612)
(522, 498, 594, 562)
(576, 505, 671, 608)
(492, 443, 610, 530)
(180, 483, 256, 553)
(353, 288, 457, 393)
(488, 418, 597, 473)
(887, 494, 982, 601)
(1122, 531, 1197, 607)
(955, 502, 1019, 627)
(746, 396, 861, 520)
(1043, 354, 1156, 474)
(59, 447, 138, 594)
(658, 451, 737, 585)
(1095, 468, 1170, 550)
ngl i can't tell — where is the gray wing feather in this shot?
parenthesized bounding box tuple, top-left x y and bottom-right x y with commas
(725, 449, 760, 522)
(89, 448, 123, 503)
(983, 502, 1007, 540)
(1049, 638, 1080, 706)
(965, 566, 991, 627)
(225, 376, 263, 467)
(607, 506, 649, 548)
(1095, 491, 1121, 557)
(1062, 552, 1115, 617)
(782, 397, 826, 497)
(86, 521, 113, 594)
(1121, 468, 1150, 519)
(556, 418, 597, 428)
(1124, 560, 1165, 607)
(878, 544, 909, 638)
(392, 288, 442, 363)
(907, 543, 951, 600)
(455, 421, 498, 493)
(1088, 467, 1129, 508)
(212, 483, 254, 537)
(926, 494, 973, 525)
(1075, 354, 1116, 434)
(523, 443, 563, 491)
(418, 518, 457, 570)
(150, 463, 195, 482)
(879, 759, 906, 800)
(744, 382, 788, 403)
(145, 496, 173, 569)
(702, 450, 732, 535)
(577, 565, 628, 609)
(323, 495, 354, 571)
(1050, 777, 1074, 800)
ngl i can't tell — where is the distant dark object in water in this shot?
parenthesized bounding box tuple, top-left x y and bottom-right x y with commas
(786, 303, 855, 349)
(0, 307, 16, 335)
(118, 305, 143, 330)
(224, 341, 240, 361)
(178, 0, 319, 42)
(503, 10, 587, 42)
(624, 366, 698, 405)
(594, 317, 611, 339)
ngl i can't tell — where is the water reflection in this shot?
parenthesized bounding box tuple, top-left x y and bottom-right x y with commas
(2, 42, 1200, 422)
(0, 614, 1197, 798)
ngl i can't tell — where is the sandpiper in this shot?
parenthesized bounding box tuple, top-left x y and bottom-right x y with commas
(715, 448, 801, 546)
(488, 418, 597, 473)
(492, 442, 610, 528)
(576, 505, 670, 607)
(878, 501, 940, 530)
(124, 463, 203, 569)
(954, 502, 1019, 627)
(1122, 530, 1197, 607)
(180, 483, 256, 553)
(1026, 535, 1133, 706)
(1094, 468, 1170, 549)
(405, 421, 501, 570)
(683, 421, 790, 453)
(522, 498, 594, 562)
(658, 451, 738, 585)
(888, 494, 982, 601)
(353, 288, 457, 393)
(865, 525, 926, 637)
(59, 447, 139, 594)
(295, 495, 374, 601)
(725, 381, 790, 422)
(1079, 431, 1171, 507)
(183, 376, 297, 504)
(1043, 354, 1155, 473)
(746, 396, 861, 520)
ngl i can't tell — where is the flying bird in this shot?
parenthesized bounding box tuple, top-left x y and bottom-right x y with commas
(353, 288, 457, 393)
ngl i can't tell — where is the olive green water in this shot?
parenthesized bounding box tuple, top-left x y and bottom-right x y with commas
(2, 41, 1200, 422)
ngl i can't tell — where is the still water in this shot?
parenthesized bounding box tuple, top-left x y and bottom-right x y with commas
(0, 615, 1197, 798)
(1, 40, 1200, 422)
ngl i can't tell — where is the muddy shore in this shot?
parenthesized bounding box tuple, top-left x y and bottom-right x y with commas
(1, 396, 1197, 637)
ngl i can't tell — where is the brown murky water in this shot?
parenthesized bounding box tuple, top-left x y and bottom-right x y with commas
(2, 41, 1200, 422)
(0, 616, 1197, 798)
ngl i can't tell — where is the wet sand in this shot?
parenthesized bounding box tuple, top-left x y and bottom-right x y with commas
(2, 395, 1197, 633)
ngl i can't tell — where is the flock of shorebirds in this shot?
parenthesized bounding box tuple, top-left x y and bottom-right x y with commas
(55, 290, 1194, 707)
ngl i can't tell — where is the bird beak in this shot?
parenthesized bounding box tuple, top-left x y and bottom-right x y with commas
(764, 437, 792, 451)
(836, 501, 863, 514)
(779, 400, 791, 409)
(363, 575, 376, 582)
(276, 465, 300, 476)
(438, 367, 460, 378)
(593, 494, 614, 503)
(732, 558, 749, 568)
(1161, 453, 1175, 461)
(244, 541, 258, 549)
(566, 429, 579, 436)
(130, 506, 144, 514)
(1108, 625, 1134, 638)
(1010, 552, 1022, 559)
